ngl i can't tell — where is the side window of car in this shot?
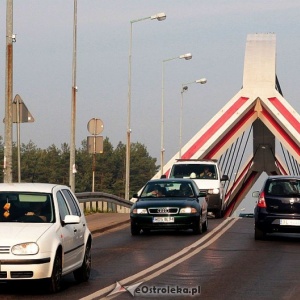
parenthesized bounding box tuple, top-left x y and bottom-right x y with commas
(56, 191, 70, 221)
(61, 189, 82, 217)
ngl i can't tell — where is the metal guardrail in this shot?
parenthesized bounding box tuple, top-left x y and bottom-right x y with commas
(75, 192, 133, 213)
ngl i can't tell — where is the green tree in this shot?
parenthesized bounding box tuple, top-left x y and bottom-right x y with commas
(76, 139, 93, 192)
(0, 135, 158, 197)
(111, 141, 126, 197)
(130, 142, 158, 197)
(20, 141, 43, 182)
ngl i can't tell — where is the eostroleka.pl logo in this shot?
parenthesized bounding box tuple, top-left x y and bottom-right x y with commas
(108, 281, 201, 297)
(107, 281, 143, 297)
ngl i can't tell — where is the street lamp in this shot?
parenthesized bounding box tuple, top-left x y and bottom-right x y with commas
(125, 12, 166, 200)
(179, 78, 207, 158)
(160, 53, 192, 176)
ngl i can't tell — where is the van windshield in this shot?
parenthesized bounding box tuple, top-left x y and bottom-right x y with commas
(169, 164, 218, 180)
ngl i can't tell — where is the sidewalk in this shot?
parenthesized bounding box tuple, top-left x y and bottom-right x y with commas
(85, 213, 130, 234)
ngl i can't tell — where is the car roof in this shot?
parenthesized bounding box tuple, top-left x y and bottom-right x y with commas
(172, 159, 218, 165)
(147, 178, 196, 184)
(267, 175, 300, 180)
(0, 183, 69, 193)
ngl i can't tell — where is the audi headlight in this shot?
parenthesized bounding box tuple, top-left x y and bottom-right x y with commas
(132, 208, 148, 214)
(180, 207, 197, 214)
(12, 242, 39, 255)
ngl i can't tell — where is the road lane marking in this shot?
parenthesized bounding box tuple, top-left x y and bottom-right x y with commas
(80, 217, 239, 300)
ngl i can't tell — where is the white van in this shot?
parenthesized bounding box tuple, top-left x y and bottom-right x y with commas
(168, 159, 229, 218)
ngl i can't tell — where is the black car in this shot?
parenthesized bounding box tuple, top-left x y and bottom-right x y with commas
(253, 176, 300, 240)
(130, 178, 208, 235)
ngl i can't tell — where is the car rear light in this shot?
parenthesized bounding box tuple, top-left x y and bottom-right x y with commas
(257, 191, 267, 208)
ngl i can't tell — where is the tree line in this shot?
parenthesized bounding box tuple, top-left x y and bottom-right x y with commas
(0, 136, 158, 198)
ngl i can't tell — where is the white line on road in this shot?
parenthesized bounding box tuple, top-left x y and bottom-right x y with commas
(80, 217, 239, 300)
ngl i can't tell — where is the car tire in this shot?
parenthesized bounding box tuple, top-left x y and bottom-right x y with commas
(193, 217, 203, 234)
(131, 222, 140, 235)
(73, 242, 92, 283)
(202, 217, 208, 232)
(48, 252, 62, 293)
(254, 226, 266, 240)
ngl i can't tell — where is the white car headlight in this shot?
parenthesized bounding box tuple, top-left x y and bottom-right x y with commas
(132, 208, 148, 214)
(180, 207, 197, 214)
(12, 242, 39, 255)
(208, 188, 220, 195)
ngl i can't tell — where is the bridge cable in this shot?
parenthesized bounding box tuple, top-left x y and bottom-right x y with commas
(274, 76, 300, 175)
(222, 144, 234, 180)
(291, 156, 299, 176)
(219, 148, 229, 171)
(226, 126, 253, 215)
(287, 149, 295, 175)
(227, 134, 246, 191)
(280, 143, 291, 175)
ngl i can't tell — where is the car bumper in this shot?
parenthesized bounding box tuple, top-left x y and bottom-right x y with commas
(0, 257, 51, 280)
(207, 194, 222, 211)
(255, 210, 300, 233)
(130, 214, 200, 230)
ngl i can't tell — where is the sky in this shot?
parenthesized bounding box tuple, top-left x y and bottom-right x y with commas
(1, 1, 300, 212)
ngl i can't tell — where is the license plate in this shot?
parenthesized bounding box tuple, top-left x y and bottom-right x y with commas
(153, 216, 174, 223)
(280, 219, 300, 226)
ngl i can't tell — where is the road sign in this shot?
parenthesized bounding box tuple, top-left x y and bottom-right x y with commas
(87, 136, 103, 154)
(87, 118, 104, 135)
(3, 94, 35, 123)
(12, 94, 34, 123)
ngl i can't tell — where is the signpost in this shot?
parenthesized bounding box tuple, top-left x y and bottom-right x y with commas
(14, 94, 34, 182)
(87, 118, 104, 192)
(3, 94, 34, 182)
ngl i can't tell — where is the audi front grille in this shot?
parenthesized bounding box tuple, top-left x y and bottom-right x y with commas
(148, 207, 179, 214)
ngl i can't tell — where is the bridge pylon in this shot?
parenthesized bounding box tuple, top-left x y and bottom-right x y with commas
(152, 33, 300, 215)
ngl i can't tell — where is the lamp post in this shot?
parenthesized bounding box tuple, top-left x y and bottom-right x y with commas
(160, 53, 192, 176)
(125, 12, 166, 200)
(179, 78, 207, 158)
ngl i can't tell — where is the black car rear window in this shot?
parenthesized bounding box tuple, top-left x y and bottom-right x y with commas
(266, 179, 300, 196)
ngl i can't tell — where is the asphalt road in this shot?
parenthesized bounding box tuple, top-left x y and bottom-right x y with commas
(2, 217, 300, 300)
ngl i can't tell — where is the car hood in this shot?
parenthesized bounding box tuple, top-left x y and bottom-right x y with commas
(135, 198, 197, 208)
(0, 223, 53, 245)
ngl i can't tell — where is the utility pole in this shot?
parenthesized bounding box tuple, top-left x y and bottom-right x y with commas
(69, 0, 77, 191)
(4, 0, 14, 183)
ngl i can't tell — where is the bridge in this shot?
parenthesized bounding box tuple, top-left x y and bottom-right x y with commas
(151, 33, 300, 217)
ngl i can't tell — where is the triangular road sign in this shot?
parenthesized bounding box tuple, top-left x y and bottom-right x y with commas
(12, 94, 35, 123)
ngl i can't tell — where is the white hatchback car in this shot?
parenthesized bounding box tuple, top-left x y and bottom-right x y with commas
(0, 183, 92, 293)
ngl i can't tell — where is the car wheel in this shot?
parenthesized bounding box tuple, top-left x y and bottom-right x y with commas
(74, 242, 92, 283)
(48, 252, 62, 293)
(131, 222, 140, 235)
(193, 217, 203, 234)
(254, 226, 266, 240)
(202, 217, 208, 232)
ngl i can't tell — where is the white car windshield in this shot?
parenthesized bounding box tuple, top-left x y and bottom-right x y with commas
(169, 164, 218, 180)
(0, 192, 54, 223)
